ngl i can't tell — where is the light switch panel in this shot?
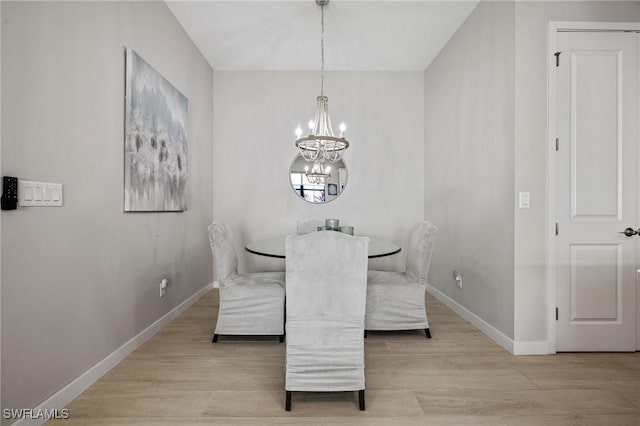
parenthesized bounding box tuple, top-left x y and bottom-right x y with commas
(18, 180, 63, 207)
(519, 192, 530, 209)
(23, 187, 33, 201)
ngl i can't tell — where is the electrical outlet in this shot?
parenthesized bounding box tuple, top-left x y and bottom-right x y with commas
(160, 278, 168, 298)
(453, 271, 462, 289)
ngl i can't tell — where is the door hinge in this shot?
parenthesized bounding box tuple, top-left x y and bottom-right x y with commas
(556, 307, 559, 321)
(555, 222, 559, 236)
(555, 138, 559, 151)
(555, 51, 561, 67)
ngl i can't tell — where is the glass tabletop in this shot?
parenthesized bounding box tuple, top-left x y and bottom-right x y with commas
(245, 235, 401, 259)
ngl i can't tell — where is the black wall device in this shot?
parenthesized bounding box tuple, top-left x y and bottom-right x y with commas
(1, 176, 18, 210)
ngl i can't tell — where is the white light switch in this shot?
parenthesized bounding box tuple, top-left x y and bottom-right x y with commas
(23, 187, 33, 201)
(519, 192, 530, 209)
(18, 180, 63, 207)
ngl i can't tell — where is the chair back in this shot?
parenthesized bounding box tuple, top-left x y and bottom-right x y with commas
(296, 218, 324, 234)
(285, 231, 369, 391)
(207, 221, 238, 282)
(405, 221, 438, 286)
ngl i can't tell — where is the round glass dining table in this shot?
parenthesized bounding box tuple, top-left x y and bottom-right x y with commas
(245, 235, 401, 259)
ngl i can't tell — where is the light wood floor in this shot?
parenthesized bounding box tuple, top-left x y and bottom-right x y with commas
(48, 290, 640, 425)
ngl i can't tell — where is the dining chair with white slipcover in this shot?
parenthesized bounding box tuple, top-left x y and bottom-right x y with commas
(285, 231, 369, 411)
(208, 221, 285, 342)
(365, 221, 437, 338)
(296, 217, 324, 234)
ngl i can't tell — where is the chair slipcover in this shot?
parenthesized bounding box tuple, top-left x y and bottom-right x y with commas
(208, 222, 285, 337)
(365, 221, 437, 332)
(296, 218, 325, 234)
(285, 231, 369, 395)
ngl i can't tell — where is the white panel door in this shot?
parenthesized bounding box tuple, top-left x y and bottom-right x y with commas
(556, 32, 638, 352)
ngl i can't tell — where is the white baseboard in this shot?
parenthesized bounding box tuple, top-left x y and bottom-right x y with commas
(426, 284, 552, 356)
(14, 282, 214, 426)
(425, 284, 515, 354)
(513, 340, 551, 355)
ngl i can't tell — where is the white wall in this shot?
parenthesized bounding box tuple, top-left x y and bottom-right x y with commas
(424, 0, 640, 349)
(424, 1, 515, 338)
(513, 1, 640, 343)
(213, 71, 424, 274)
(1, 1, 213, 414)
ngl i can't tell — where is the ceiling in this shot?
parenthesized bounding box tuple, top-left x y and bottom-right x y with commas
(166, 0, 479, 71)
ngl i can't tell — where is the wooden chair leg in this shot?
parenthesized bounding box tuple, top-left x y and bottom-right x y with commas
(212, 333, 219, 343)
(425, 328, 432, 339)
(285, 391, 292, 411)
(359, 389, 365, 411)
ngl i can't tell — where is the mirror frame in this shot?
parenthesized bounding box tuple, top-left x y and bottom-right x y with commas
(288, 154, 348, 204)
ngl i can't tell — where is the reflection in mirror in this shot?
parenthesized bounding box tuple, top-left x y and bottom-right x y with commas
(289, 154, 347, 204)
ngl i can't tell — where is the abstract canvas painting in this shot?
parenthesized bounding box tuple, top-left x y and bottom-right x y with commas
(124, 48, 188, 211)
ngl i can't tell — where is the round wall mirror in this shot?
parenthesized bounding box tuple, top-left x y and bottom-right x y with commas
(289, 154, 348, 204)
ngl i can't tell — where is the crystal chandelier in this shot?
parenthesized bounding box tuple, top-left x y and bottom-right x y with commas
(295, 0, 349, 166)
(305, 158, 331, 185)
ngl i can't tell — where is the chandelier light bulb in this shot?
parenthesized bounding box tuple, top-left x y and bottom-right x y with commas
(339, 123, 346, 136)
(295, 127, 303, 138)
(308, 120, 315, 130)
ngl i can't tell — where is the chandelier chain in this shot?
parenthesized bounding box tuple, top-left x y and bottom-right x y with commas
(320, 3, 325, 96)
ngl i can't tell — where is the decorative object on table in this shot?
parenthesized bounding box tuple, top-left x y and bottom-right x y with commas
(289, 154, 347, 204)
(325, 218, 339, 230)
(208, 222, 285, 343)
(316, 226, 332, 231)
(365, 221, 437, 339)
(338, 226, 354, 235)
(293, 0, 350, 187)
(285, 231, 369, 411)
(124, 48, 188, 212)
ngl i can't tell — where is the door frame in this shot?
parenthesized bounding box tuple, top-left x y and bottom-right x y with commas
(547, 21, 640, 354)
